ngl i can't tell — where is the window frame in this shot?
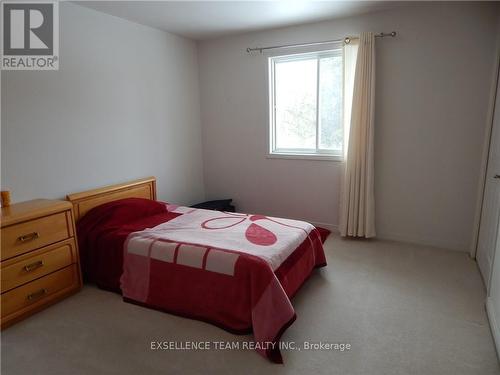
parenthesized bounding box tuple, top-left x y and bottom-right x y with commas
(268, 48, 344, 162)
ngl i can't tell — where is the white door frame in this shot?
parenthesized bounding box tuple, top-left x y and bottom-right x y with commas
(485, 205, 500, 360)
(472, 43, 500, 259)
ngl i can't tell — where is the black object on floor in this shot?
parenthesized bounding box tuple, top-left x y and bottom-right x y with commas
(190, 199, 235, 212)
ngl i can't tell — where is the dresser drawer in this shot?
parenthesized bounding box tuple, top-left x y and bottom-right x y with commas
(1, 239, 77, 293)
(1, 212, 71, 261)
(1, 265, 79, 319)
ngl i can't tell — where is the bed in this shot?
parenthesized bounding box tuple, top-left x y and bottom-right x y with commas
(67, 177, 327, 363)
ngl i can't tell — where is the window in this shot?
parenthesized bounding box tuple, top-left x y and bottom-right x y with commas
(269, 49, 344, 160)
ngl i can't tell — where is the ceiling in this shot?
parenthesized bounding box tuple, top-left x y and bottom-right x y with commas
(75, 1, 401, 40)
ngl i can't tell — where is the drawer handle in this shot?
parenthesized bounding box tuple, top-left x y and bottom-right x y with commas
(23, 260, 44, 272)
(27, 288, 47, 301)
(17, 232, 39, 243)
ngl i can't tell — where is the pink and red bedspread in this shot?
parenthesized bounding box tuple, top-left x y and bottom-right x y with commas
(77, 199, 328, 363)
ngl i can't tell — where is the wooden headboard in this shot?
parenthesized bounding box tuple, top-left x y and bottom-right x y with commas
(66, 177, 157, 222)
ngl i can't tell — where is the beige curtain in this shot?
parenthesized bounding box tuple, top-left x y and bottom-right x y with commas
(340, 32, 376, 238)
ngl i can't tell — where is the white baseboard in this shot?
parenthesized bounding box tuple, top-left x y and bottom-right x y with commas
(286, 218, 467, 252)
(376, 231, 469, 253)
(486, 298, 500, 361)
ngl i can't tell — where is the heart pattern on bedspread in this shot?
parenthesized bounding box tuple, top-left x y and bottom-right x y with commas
(199, 212, 313, 247)
(201, 214, 278, 246)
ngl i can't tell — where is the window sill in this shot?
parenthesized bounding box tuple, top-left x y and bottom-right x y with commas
(266, 152, 344, 162)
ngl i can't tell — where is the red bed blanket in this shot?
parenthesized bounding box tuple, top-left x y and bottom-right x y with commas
(77, 199, 327, 363)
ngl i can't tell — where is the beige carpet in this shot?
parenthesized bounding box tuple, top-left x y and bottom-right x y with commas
(1, 236, 499, 375)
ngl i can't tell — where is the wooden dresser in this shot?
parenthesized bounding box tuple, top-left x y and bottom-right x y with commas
(1, 199, 82, 328)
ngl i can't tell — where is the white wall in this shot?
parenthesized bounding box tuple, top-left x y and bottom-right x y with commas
(198, 2, 500, 251)
(1, 2, 205, 205)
